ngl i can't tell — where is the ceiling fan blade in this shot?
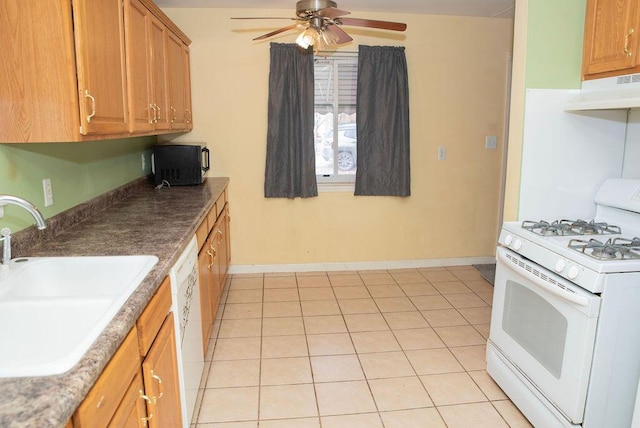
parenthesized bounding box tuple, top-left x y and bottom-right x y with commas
(253, 24, 300, 41)
(231, 17, 298, 20)
(338, 17, 407, 32)
(317, 7, 350, 18)
(326, 24, 353, 44)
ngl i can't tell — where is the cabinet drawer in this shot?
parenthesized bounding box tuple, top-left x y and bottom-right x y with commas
(73, 327, 140, 428)
(206, 202, 218, 233)
(196, 217, 209, 250)
(215, 189, 227, 218)
(137, 277, 172, 356)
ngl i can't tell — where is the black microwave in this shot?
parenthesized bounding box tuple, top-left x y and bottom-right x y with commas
(152, 145, 210, 186)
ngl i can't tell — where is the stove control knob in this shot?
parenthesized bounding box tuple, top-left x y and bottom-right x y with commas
(513, 239, 523, 251)
(555, 259, 566, 273)
(504, 235, 513, 246)
(567, 266, 579, 280)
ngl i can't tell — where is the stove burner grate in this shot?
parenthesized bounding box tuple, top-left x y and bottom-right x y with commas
(522, 219, 621, 236)
(568, 237, 640, 261)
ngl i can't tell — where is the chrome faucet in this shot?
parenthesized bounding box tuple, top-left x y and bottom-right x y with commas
(0, 195, 47, 265)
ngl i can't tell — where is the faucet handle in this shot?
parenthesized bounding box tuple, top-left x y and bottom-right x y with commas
(1, 227, 11, 266)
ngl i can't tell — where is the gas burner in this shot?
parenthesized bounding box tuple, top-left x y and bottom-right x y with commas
(612, 237, 640, 249)
(568, 238, 640, 261)
(521, 220, 576, 236)
(563, 219, 621, 235)
(522, 219, 622, 236)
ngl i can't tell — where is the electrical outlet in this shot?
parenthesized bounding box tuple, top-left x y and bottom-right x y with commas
(43, 178, 54, 207)
(437, 146, 446, 161)
(485, 136, 497, 149)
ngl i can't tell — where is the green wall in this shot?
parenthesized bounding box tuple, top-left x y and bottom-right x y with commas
(0, 137, 156, 232)
(525, 0, 586, 89)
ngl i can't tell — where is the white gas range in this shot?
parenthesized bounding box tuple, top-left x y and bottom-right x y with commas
(487, 179, 640, 428)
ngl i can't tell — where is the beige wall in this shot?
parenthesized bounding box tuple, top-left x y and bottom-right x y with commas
(163, 8, 513, 266)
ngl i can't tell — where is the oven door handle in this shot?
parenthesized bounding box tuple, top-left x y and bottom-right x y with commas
(496, 247, 591, 307)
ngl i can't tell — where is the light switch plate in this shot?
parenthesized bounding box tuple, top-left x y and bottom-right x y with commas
(485, 136, 497, 149)
(437, 146, 446, 160)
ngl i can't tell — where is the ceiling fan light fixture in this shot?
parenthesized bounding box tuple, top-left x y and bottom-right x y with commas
(295, 26, 318, 49)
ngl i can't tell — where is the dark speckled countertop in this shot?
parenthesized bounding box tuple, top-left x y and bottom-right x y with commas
(0, 177, 229, 428)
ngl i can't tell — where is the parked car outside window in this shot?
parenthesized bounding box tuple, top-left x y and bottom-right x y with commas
(321, 123, 357, 171)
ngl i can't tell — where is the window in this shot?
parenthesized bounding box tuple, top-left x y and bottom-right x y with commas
(313, 52, 358, 185)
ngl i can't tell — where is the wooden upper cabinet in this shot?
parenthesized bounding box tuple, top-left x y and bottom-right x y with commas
(583, 0, 640, 79)
(1, 0, 82, 142)
(167, 32, 191, 130)
(150, 15, 172, 131)
(183, 45, 194, 130)
(0, 0, 191, 143)
(73, 0, 129, 135)
(124, 0, 175, 134)
(124, 0, 154, 133)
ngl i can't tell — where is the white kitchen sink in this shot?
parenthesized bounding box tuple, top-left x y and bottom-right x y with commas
(0, 255, 158, 378)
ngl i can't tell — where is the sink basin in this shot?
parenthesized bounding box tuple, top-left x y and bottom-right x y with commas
(0, 255, 158, 378)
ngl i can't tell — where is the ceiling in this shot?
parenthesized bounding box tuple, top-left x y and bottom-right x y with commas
(153, 0, 515, 19)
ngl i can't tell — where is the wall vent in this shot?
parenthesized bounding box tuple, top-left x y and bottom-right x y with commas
(616, 74, 640, 84)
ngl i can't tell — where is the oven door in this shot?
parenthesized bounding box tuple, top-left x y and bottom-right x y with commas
(489, 246, 601, 424)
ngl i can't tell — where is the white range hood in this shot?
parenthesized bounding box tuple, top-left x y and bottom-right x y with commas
(565, 73, 640, 111)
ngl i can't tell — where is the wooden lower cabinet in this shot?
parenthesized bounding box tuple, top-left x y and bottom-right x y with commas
(142, 312, 182, 427)
(197, 192, 231, 357)
(73, 328, 144, 428)
(198, 241, 214, 354)
(109, 370, 148, 428)
(73, 278, 181, 427)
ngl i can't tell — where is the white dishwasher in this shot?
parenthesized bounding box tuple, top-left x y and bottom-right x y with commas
(169, 235, 204, 426)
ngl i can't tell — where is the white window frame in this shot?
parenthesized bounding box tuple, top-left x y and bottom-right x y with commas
(314, 51, 358, 191)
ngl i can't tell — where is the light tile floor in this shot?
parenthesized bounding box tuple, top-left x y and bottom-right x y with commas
(193, 266, 532, 428)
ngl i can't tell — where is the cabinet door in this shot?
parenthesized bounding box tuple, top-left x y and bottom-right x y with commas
(214, 210, 229, 291)
(150, 15, 171, 131)
(210, 232, 222, 311)
(167, 32, 187, 130)
(109, 370, 149, 428)
(73, 328, 140, 428)
(583, 0, 640, 76)
(183, 45, 193, 130)
(142, 312, 183, 428)
(124, 0, 153, 133)
(222, 204, 231, 283)
(0, 0, 81, 142)
(72, 0, 129, 135)
(198, 244, 214, 355)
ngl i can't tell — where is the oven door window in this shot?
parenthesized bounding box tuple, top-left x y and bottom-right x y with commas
(503, 281, 567, 379)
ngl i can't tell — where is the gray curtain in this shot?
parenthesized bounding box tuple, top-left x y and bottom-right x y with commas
(264, 43, 318, 198)
(354, 45, 410, 196)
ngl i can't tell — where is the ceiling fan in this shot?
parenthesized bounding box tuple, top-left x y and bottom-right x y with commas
(231, 0, 407, 50)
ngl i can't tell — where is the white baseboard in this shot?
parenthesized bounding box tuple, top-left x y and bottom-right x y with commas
(228, 256, 496, 275)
